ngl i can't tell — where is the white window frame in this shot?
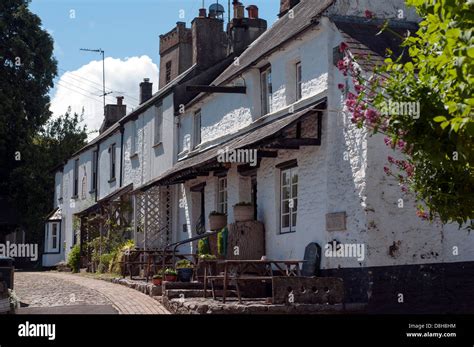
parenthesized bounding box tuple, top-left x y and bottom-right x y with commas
(154, 103, 163, 145)
(280, 166, 298, 234)
(50, 222, 59, 251)
(296, 62, 302, 101)
(261, 66, 272, 115)
(192, 110, 201, 149)
(217, 177, 228, 214)
(131, 120, 138, 156)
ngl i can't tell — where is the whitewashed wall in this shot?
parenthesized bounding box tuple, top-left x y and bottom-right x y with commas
(327, 0, 419, 22)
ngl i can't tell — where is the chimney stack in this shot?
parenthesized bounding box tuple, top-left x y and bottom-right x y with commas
(227, 3, 267, 56)
(191, 9, 227, 70)
(100, 97, 127, 133)
(279, 0, 301, 17)
(199, 8, 207, 17)
(139, 78, 153, 104)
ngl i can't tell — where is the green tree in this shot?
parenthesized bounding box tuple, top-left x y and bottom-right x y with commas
(339, 0, 473, 226)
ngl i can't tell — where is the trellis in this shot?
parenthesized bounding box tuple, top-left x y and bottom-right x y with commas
(133, 185, 172, 250)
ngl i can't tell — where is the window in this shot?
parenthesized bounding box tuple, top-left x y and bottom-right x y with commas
(217, 177, 228, 214)
(73, 159, 79, 197)
(280, 166, 298, 233)
(166, 61, 172, 84)
(261, 66, 273, 115)
(109, 144, 116, 181)
(154, 103, 163, 145)
(51, 223, 58, 251)
(192, 110, 201, 149)
(296, 62, 302, 100)
(131, 120, 138, 155)
(91, 150, 98, 191)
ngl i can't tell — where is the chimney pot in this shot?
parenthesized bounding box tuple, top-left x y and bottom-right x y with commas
(116, 96, 124, 105)
(246, 5, 258, 19)
(199, 8, 207, 17)
(234, 2, 245, 19)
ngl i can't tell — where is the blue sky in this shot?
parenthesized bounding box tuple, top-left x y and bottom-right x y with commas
(30, 0, 280, 74)
(29, 0, 280, 134)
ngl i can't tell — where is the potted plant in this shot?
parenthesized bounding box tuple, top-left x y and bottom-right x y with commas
(164, 268, 178, 282)
(176, 260, 194, 282)
(209, 211, 227, 230)
(233, 202, 254, 222)
(152, 273, 163, 286)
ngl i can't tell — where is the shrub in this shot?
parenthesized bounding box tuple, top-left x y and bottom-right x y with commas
(176, 259, 193, 269)
(67, 244, 81, 273)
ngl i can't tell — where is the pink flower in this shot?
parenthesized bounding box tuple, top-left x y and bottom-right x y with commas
(416, 210, 429, 220)
(387, 156, 395, 164)
(401, 185, 408, 193)
(397, 140, 406, 150)
(365, 109, 379, 124)
(383, 166, 391, 175)
(338, 83, 345, 91)
(339, 42, 348, 52)
(355, 84, 364, 93)
(365, 10, 374, 19)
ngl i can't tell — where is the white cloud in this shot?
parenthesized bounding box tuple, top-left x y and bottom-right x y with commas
(50, 55, 158, 139)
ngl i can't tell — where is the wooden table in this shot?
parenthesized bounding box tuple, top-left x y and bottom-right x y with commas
(203, 259, 306, 303)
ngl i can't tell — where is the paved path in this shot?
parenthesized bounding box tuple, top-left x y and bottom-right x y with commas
(14, 272, 169, 314)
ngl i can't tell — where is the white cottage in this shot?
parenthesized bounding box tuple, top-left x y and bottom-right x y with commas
(135, 0, 474, 312)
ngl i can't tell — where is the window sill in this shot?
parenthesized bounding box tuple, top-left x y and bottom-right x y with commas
(129, 153, 138, 159)
(89, 189, 96, 194)
(71, 195, 78, 200)
(153, 142, 162, 148)
(279, 230, 296, 235)
(108, 178, 116, 183)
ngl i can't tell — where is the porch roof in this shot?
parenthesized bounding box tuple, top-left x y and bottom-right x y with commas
(134, 99, 326, 192)
(75, 183, 133, 217)
(45, 208, 62, 221)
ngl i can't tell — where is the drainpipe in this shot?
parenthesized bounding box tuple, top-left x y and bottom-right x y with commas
(119, 125, 124, 187)
(95, 144, 99, 203)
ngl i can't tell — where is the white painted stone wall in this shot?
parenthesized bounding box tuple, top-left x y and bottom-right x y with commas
(97, 131, 122, 200)
(60, 148, 97, 259)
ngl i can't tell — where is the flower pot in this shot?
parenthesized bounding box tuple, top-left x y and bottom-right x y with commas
(209, 214, 227, 231)
(152, 278, 162, 286)
(177, 268, 193, 282)
(234, 205, 254, 222)
(164, 274, 177, 282)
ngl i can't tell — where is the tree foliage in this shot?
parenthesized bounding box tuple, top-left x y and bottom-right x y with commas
(338, 0, 473, 226)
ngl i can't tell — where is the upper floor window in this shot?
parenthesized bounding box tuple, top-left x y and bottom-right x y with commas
(261, 65, 273, 115)
(165, 61, 172, 84)
(109, 143, 116, 181)
(91, 150, 98, 191)
(154, 103, 163, 145)
(58, 175, 63, 202)
(192, 110, 201, 149)
(73, 159, 79, 197)
(131, 120, 138, 155)
(217, 177, 228, 214)
(296, 62, 302, 101)
(280, 164, 298, 233)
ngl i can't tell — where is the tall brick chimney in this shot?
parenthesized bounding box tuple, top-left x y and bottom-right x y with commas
(227, 3, 267, 56)
(191, 9, 227, 70)
(159, 22, 193, 88)
(279, 0, 300, 17)
(139, 78, 153, 104)
(100, 97, 127, 133)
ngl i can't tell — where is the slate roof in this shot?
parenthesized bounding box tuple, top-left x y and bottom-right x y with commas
(211, 0, 335, 87)
(332, 16, 418, 71)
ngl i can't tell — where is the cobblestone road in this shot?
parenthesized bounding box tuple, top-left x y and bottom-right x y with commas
(14, 272, 169, 314)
